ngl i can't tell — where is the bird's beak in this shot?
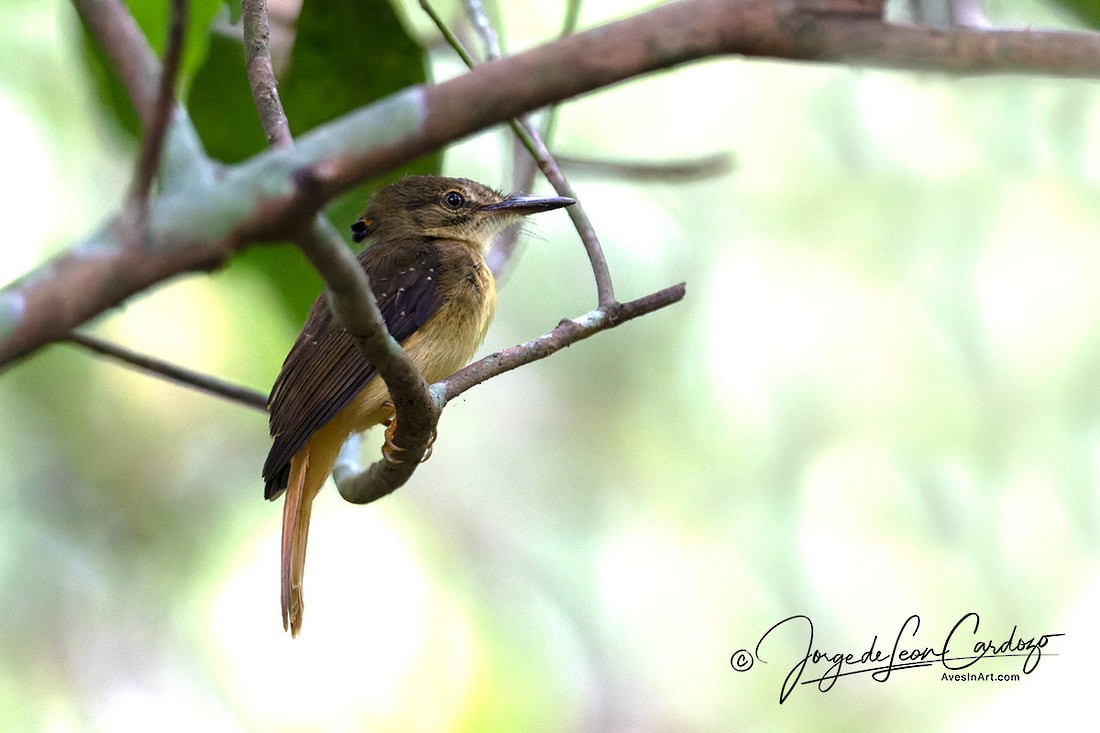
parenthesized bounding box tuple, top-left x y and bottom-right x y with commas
(482, 194, 576, 216)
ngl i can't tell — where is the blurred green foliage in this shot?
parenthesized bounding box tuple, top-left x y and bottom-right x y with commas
(80, 0, 223, 135)
(1053, 0, 1100, 27)
(82, 0, 442, 321)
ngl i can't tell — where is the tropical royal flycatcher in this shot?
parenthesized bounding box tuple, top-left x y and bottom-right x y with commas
(262, 175, 574, 636)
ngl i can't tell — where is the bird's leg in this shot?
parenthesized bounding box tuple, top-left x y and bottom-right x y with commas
(381, 401, 404, 464)
(381, 401, 437, 464)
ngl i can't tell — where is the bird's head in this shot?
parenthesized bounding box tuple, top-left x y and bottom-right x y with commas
(351, 175, 574, 251)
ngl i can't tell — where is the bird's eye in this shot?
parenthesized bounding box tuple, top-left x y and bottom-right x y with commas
(443, 191, 465, 208)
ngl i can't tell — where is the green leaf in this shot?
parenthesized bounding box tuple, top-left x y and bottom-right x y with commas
(80, 26, 142, 137)
(188, 29, 270, 163)
(235, 245, 326, 327)
(224, 0, 243, 24)
(279, 0, 441, 244)
(1051, 0, 1100, 29)
(126, 0, 224, 83)
(192, 0, 440, 322)
(188, 27, 319, 317)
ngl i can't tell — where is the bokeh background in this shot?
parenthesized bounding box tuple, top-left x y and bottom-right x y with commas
(2, 0, 1099, 729)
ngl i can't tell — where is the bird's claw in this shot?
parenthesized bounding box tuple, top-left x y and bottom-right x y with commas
(381, 413, 437, 465)
(383, 417, 406, 464)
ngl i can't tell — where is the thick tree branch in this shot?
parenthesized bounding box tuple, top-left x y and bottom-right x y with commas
(7, 0, 1100, 368)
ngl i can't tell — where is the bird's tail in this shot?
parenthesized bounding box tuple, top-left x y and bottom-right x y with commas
(280, 442, 335, 637)
(276, 401, 392, 636)
(281, 450, 310, 636)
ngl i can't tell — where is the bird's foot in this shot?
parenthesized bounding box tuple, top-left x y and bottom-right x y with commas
(382, 413, 437, 465)
(382, 414, 405, 464)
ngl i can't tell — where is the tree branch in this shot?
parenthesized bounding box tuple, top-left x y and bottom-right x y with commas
(71, 0, 162, 125)
(126, 0, 188, 212)
(242, 0, 438, 502)
(334, 282, 687, 504)
(336, 0, 620, 503)
(295, 218, 439, 490)
(491, 0, 582, 276)
(65, 331, 268, 410)
(424, 0, 616, 305)
(7, 0, 1100, 368)
(462, 0, 502, 60)
(441, 282, 688, 402)
(515, 119, 618, 307)
(242, 0, 293, 149)
(556, 152, 735, 182)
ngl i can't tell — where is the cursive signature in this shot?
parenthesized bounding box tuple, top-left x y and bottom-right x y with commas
(729, 612, 1062, 703)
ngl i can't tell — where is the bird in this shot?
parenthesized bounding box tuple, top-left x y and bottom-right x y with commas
(262, 175, 574, 636)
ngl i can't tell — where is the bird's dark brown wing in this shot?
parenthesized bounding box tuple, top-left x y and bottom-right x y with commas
(262, 244, 444, 499)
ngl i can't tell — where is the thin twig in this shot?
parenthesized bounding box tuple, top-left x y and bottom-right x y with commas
(69, 0, 249, 408)
(492, 0, 582, 275)
(463, 0, 501, 59)
(557, 152, 734, 182)
(421, 1, 478, 67)
(127, 0, 188, 213)
(335, 282, 687, 504)
(541, 0, 583, 151)
(242, 0, 438, 501)
(423, 0, 617, 307)
(242, 0, 293, 148)
(65, 331, 268, 411)
(71, 0, 162, 123)
(559, 0, 583, 39)
(486, 138, 541, 277)
(458, 0, 532, 277)
(442, 282, 686, 402)
(515, 119, 617, 306)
